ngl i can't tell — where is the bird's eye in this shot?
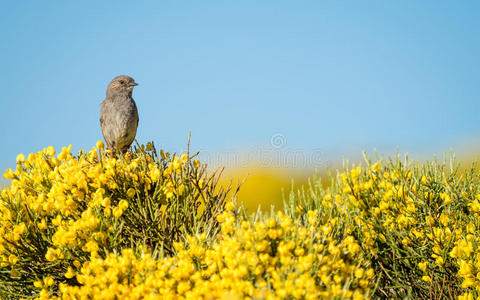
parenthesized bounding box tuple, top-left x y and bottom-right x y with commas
(119, 80, 125, 85)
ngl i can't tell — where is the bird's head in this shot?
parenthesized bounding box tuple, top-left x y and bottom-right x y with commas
(106, 75, 138, 97)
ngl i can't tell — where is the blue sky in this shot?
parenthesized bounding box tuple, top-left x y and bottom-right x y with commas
(1, 1, 479, 172)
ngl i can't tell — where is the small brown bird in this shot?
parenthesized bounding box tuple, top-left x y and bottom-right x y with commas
(100, 75, 139, 155)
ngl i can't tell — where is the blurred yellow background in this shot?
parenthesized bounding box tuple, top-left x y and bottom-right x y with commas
(221, 164, 311, 213)
(218, 145, 480, 213)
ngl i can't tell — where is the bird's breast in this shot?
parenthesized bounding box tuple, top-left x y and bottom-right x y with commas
(101, 98, 138, 142)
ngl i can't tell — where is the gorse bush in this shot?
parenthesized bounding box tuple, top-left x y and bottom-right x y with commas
(0, 142, 232, 298)
(2, 144, 480, 299)
(53, 204, 374, 299)
(290, 155, 480, 299)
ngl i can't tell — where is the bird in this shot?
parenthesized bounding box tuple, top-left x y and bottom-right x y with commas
(100, 75, 139, 155)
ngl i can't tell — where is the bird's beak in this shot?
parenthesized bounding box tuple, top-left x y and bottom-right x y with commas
(129, 82, 138, 87)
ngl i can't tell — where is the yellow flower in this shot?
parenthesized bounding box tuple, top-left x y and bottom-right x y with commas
(435, 256, 444, 267)
(45, 248, 58, 262)
(418, 261, 427, 272)
(334, 195, 343, 204)
(443, 193, 452, 205)
(46, 146, 56, 156)
(150, 167, 160, 182)
(119, 199, 129, 210)
(294, 247, 304, 257)
(96, 140, 105, 152)
(73, 260, 82, 269)
(13, 223, 26, 235)
(461, 277, 475, 288)
(163, 181, 175, 199)
(3, 168, 15, 179)
(113, 207, 124, 218)
(354, 268, 364, 279)
(8, 254, 18, 265)
(350, 167, 360, 180)
(458, 292, 474, 300)
(421, 175, 428, 185)
(172, 157, 181, 170)
(38, 219, 48, 230)
(104, 207, 112, 217)
(44, 276, 55, 287)
(52, 215, 62, 226)
(422, 275, 431, 282)
(365, 268, 374, 279)
(449, 246, 459, 258)
(178, 184, 185, 195)
(193, 160, 201, 169)
(459, 260, 472, 276)
(16, 153, 25, 163)
(126, 188, 136, 198)
(102, 197, 111, 207)
(470, 200, 480, 212)
(64, 266, 76, 279)
(33, 280, 43, 288)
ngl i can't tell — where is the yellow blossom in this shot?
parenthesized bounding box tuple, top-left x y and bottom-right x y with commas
(371, 162, 381, 172)
(422, 275, 431, 282)
(3, 168, 15, 179)
(418, 261, 427, 272)
(96, 140, 105, 152)
(16, 153, 25, 163)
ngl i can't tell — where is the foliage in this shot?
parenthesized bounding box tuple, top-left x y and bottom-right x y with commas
(291, 154, 480, 299)
(2, 144, 480, 299)
(0, 142, 231, 298)
(51, 202, 374, 299)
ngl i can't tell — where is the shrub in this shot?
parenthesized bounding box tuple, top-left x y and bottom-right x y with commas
(3, 144, 480, 300)
(50, 204, 374, 299)
(0, 142, 232, 298)
(291, 155, 480, 299)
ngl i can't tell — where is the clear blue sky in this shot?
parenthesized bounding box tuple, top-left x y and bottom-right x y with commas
(1, 1, 479, 172)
